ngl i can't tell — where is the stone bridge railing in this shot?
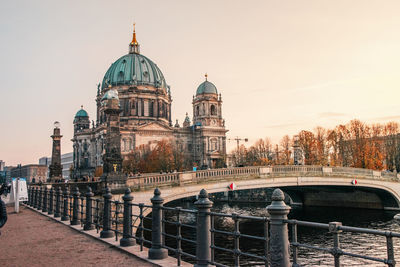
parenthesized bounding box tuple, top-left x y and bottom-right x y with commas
(125, 165, 400, 191)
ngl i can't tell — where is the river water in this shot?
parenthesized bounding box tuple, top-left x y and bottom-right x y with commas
(162, 201, 400, 266)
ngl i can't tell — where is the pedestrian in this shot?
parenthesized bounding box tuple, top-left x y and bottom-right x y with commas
(0, 196, 7, 235)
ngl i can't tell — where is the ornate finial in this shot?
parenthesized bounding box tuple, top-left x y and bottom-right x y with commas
(81, 105, 83, 109)
(205, 73, 208, 81)
(131, 23, 138, 45)
(271, 188, 285, 201)
(199, 189, 208, 199)
(154, 188, 161, 196)
(122, 187, 133, 201)
(129, 23, 140, 54)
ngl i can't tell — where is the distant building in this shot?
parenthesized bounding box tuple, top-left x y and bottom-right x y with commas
(39, 152, 73, 180)
(11, 164, 48, 183)
(0, 160, 4, 171)
(3, 166, 16, 183)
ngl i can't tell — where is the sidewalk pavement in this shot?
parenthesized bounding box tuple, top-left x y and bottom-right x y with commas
(0, 206, 155, 267)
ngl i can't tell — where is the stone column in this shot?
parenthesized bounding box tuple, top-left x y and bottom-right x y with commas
(148, 188, 168, 259)
(54, 187, 61, 218)
(266, 188, 291, 267)
(84, 187, 94, 230)
(71, 187, 80, 225)
(120, 188, 135, 246)
(100, 187, 114, 238)
(194, 189, 213, 267)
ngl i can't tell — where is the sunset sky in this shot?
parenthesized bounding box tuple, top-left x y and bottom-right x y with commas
(1, 0, 400, 165)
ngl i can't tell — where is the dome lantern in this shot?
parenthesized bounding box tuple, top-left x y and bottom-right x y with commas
(129, 23, 140, 54)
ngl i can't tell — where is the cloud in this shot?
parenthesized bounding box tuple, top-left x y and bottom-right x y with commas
(264, 122, 304, 129)
(371, 115, 400, 122)
(318, 112, 348, 118)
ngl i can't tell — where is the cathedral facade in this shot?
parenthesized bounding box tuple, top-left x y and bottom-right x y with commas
(72, 27, 227, 178)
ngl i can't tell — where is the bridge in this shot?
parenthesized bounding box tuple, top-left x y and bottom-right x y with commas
(109, 165, 400, 212)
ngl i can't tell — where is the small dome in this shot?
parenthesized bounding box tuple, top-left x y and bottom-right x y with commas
(101, 89, 119, 101)
(196, 81, 218, 95)
(75, 108, 88, 118)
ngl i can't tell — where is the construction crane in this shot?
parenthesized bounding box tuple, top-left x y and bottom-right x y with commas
(228, 136, 248, 151)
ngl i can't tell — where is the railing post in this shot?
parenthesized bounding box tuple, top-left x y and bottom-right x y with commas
(194, 189, 213, 267)
(38, 187, 43, 210)
(71, 187, 80, 225)
(48, 187, 54, 215)
(100, 187, 114, 238)
(84, 187, 94, 230)
(148, 188, 168, 259)
(120, 188, 135, 246)
(28, 187, 32, 206)
(266, 188, 291, 267)
(329, 222, 343, 267)
(33, 188, 38, 209)
(42, 187, 48, 212)
(28, 187, 31, 206)
(61, 188, 70, 221)
(54, 187, 61, 218)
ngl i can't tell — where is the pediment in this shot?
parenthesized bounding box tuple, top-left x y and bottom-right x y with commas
(137, 122, 172, 132)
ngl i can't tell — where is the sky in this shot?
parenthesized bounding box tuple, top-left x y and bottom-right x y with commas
(1, 0, 400, 166)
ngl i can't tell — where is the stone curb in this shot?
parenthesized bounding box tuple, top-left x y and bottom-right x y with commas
(23, 204, 191, 267)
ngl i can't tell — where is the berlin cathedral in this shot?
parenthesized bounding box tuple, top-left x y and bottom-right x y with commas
(72, 26, 228, 178)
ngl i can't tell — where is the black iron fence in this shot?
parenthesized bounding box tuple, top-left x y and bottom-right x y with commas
(26, 186, 400, 267)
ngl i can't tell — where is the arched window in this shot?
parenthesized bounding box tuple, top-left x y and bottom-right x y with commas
(210, 139, 218, 151)
(196, 106, 200, 116)
(210, 105, 216, 115)
(117, 71, 124, 83)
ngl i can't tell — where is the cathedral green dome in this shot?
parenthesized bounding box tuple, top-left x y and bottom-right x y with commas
(75, 108, 88, 118)
(196, 80, 218, 95)
(101, 53, 167, 90)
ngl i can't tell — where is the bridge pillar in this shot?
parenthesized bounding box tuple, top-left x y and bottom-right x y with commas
(148, 188, 168, 259)
(120, 188, 135, 246)
(194, 189, 213, 267)
(84, 187, 94, 230)
(100, 187, 114, 238)
(267, 188, 291, 267)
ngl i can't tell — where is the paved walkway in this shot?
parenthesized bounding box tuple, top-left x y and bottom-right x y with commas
(0, 206, 155, 267)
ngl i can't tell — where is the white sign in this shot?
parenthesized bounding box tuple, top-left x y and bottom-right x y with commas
(9, 178, 28, 203)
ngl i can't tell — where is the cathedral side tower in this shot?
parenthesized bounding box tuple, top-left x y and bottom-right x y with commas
(192, 74, 227, 168)
(193, 74, 224, 127)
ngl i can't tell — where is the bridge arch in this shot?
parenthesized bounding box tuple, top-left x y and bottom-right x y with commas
(127, 176, 400, 219)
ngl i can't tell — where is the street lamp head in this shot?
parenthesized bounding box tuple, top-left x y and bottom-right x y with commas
(54, 121, 61, 129)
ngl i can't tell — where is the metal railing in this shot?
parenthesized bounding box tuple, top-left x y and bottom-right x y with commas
(26, 185, 400, 266)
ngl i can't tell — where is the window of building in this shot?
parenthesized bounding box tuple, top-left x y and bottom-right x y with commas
(211, 105, 216, 115)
